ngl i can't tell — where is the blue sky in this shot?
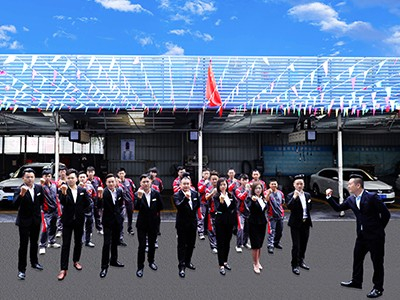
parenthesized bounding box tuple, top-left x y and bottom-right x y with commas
(1, 0, 400, 56)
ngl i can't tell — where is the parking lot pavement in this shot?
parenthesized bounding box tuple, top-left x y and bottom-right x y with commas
(1, 220, 400, 299)
(2, 197, 400, 222)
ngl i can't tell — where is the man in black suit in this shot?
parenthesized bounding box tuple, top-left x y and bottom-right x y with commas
(173, 175, 200, 278)
(99, 173, 125, 278)
(57, 169, 90, 281)
(14, 168, 44, 280)
(134, 173, 163, 278)
(286, 174, 312, 276)
(326, 174, 390, 299)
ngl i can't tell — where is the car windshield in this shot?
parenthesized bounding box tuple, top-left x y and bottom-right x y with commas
(343, 170, 375, 181)
(12, 166, 49, 178)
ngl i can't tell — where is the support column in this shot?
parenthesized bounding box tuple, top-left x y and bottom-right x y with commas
(198, 111, 204, 183)
(54, 112, 60, 182)
(337, 114, 344, 217)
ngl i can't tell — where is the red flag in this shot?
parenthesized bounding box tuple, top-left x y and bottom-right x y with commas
(206, 61, 222, 107)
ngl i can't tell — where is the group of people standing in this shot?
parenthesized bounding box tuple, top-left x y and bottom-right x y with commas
(13, 164, 391, 298)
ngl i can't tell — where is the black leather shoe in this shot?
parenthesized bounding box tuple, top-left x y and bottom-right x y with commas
(367, 288, 383, 298)
(31, 263, 44, 270)
(136, 269, 144, 278)
(149, 263, 158, 271)
(186, 263, 196, 270)
(299, 262, 310, 270)
(110, 261, 124, 267)
(179, 268, 185, 278)
(99, 268, 107, 278)
(267, 247, 274, 254)
(274, 243, 283, 249)
(224, 263, 232, 271)
(17, 271, 26, 280)
(118, 240, 127, 247)
(219, 267, 226, 275)
(340, 280, 362, 289)
(292, 267, 300, 275)
(127, 229, 135, 236)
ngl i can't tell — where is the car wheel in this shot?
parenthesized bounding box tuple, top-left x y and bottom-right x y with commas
(312, 184, 320, 197)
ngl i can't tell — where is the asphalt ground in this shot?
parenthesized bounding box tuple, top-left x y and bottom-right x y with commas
(1, 217, 400, 299)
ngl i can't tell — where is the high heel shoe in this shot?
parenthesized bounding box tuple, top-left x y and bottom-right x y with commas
(253, 264, 260, 274)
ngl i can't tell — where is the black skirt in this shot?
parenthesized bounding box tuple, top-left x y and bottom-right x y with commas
(248, 222, 266, 249)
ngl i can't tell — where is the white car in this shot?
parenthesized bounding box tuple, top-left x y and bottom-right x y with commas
(310, 167, 395, 203)
(0, 162, 64, 203)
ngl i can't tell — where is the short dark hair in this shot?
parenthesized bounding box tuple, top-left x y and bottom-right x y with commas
(86, 166, 95, 172)
(293, 174, 305, 182)
(139, 173, 151, 182)
(105, 173, 115, 180)
(269, 178, 278, 183)
(149, 167, 158, 173)
(181, 172, 191, 180)
(66, 168, 78, 177)
(78, 171, 86, 176)
(42, 168, 52, 176)
(177, 166, 185, 171)
(117, 168, 126, 173)
(350, 174, 364, 188)
(59, 165, 67, 171)
(239, 173, 249, 180)
(22, 168, 36, 175)
(252, 169, 260, 174)
(210, 170, 219, 178)
(202, 168, 210, 172)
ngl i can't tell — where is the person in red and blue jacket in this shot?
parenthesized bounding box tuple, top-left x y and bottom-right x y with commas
(234, 174, 251, 253)
(197, 168, 211, 240)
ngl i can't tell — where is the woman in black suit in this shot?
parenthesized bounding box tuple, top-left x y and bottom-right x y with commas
(246, 183, 268, 274)
(214, 177, 237, 275)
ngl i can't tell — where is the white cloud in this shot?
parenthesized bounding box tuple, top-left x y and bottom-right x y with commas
(230, 16, 238, 21)
(171, 13, 192, 24)
(193, 31, 213, 41)
(169, 29, 188, 36)
(215, 19, 221, 26)
(384, 26, 400, 54)
(334, 41, 345, 47)
(77, 17, 99, 22)
(330, 50, 340, 56)
(158, 0, 171, 10)
(52, 30, 77, 40)
(288, 2, 378, 40)
(183, 0, 216, 15)
(169, 29, 213, 41)
(164, 42, 184, 55)
(54, 15, 97, 23)
(0, 25, 23, 50)
(23, 27, 29, 32)
(336, 1, 346, 6)
(54, 15, 66, 20)
(94, 0, 152, 14)
(138, 36, 153, 46)
(9, 40, 23, 50)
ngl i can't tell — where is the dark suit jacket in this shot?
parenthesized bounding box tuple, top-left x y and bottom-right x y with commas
(286, 191, 312, 227)
(214, 193, 237, 226)
(14, 184, 44, 227)
(174, 190, 200, 229)
(134, 189, 163, 230)
(59, 186, 90, 226)
(100, 187, 124, 227)
(246, 197, 268, 225)
(327, 190, 390, 239)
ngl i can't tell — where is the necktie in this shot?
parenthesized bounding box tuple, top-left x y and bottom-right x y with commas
(356, 195, 361, 209)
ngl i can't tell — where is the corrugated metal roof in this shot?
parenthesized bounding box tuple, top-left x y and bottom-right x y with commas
(1, 55, 399, 115)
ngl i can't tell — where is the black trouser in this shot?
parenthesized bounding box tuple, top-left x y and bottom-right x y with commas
(84, 203, 94, 243)
(60, 222, 84, 270)
(119, 206, 126, 240)
(290, 223, 310, 267)
(352, 235, 385, 290)
(137, 227, 157, 270)
(101, 222, 121, 269)
(40, 210, 58, 247)
(216, 222, 234, 266)
(94, 199, 103, 231)
(18, 223, 40, 272)
(125, 200, 133, 231)
(176, 225, 197, 269)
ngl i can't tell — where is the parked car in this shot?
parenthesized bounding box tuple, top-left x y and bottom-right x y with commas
(310, 167, 395, 203)
(0, 162, 65, 203)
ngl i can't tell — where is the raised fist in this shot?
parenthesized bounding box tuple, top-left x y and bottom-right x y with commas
(219, 194, 225, 203)
(61, 184, 68, 195)
(40, 178, 46, 185)
(20, 185, 29, 196)
(326, 188, 333, 197)
(137, 189, 144, 199)
(97, 187, 103, 198)
(251, 195, 258, 202)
